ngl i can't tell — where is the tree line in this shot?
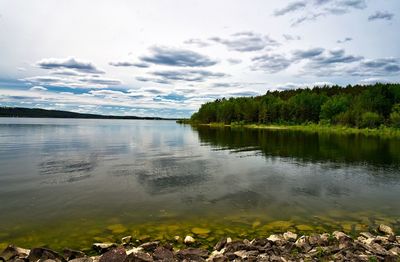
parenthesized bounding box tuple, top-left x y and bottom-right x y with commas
(191, 83, 400, 128)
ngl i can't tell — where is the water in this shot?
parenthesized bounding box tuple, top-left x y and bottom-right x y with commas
(0, 118, 399, 250)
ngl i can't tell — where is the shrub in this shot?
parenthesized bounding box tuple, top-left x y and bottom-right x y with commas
(390, 112, 400, 128)
(359, 112, 382, 128)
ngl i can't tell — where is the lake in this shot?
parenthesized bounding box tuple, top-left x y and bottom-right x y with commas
(0, 118, 399, 251)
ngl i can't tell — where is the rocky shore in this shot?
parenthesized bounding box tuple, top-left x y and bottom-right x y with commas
(1, 224, 399, 262)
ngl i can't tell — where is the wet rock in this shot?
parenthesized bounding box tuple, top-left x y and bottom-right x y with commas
(209, 254, 228, 262)
(295, 236, 311, 252)
(0, 245, 30, 261)
(267, 234, 284, 243)
(138, 242, 159, 252)
(184, 236, 195, 245)
(152, 246, 174, 261)
(378, 224, 394, 235)
(121, 236, 132, 245)
(124, 252, 153, 262)
(99, 247, 127, 262)
(93, 243, 116, 253)
(283, 231, 297, 242)
(213, 238, 227, 251)
(27, 247, 66, 262)
(63, 248, 86, 260)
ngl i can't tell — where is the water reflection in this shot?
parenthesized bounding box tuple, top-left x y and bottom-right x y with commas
(0, 118, 399, 250)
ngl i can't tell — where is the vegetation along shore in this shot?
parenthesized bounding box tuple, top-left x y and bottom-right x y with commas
(1, 224, 399, 261)
(180, 83, 400, 137)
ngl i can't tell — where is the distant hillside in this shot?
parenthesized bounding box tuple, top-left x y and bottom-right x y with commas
(0, 107, 177, 120)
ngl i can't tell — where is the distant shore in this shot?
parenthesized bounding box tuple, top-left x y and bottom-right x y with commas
(178, 120, 400, 137)
(1, 225, 399, 261)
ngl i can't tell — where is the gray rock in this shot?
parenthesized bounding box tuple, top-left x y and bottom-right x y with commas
(99, 247, 127, 262)
(27, 247, 66, 262)
(69, 258, 94, 262)
(92, 243, 116, 253)
(139, 242, 159, 252)
(152, 246, 174, 261)
(0, 245, 30, 261)
(213, 238, 227, 251)
(121, 236, 132, 245)
(124, 252, 153, 262)
(378, 224, 394, 235)
(63, 248, 86, 260)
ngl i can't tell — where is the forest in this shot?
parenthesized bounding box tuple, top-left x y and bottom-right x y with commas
(190, 83, 400, 128)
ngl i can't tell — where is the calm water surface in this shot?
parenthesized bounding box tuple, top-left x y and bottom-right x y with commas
(0, 118, 399, 250)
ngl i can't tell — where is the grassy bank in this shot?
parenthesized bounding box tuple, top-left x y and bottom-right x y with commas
(178, 121, 400, 138)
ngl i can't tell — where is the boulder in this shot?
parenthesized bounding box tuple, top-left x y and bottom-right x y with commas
(184, 236, 195, 245)
(63, 248, 86, 260)
(93, 243, 116, 253)
(138, 242, 159, 252)
(283, 232, 297, 242)
(121, 236, 132, 245)
(124, 252, 153, 262)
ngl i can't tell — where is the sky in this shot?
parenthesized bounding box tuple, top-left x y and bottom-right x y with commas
(0, 0, 399, 118)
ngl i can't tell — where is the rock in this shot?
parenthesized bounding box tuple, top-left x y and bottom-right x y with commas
(99, 247, 127, 262)
(360, 232, 374, 239)
(210, 254, 228, 262)
(152, 246, 174, 261)
(177, 248, 208, 261)
(226, 237, 232, 243)
(93, 243, 116, 253)
(224, 240, 248, 253)
(295, 236, 311, 252)
(124, 252, 153, 262)
(138, 241, 159, 252)
(378, 224, 394, 235)
(121, 236, 132, 245)
(191, 227, 211, 235)
(69, 258, 94, 262)
(27, 247, 66, 262)
(283, 231, 297, 242)
(389, 246, 400, 256)
(213, 238, 227, 251)
(0, 245, 30, 260)
(233, 250, 259, 259)
(184, 235, 195, 244)
(332, 231, 348, 240)
(63, 248, 86, 260)
(126, 247, 144, 256)
(173, 236, 180, 242)
(267, 234, 284, 242)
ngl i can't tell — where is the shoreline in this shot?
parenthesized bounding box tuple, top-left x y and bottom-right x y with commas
(178, 121, 400, 138)
(1, 225, 399, 261)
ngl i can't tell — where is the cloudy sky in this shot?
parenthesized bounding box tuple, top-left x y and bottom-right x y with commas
(0, 0, 399, 117)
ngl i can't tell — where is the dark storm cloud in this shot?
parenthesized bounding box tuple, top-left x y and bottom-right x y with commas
(139, 46, 217, 67)
(209, 31, 279, 52)
(368, 11, 394, 21)
(37, 57, 104, 74)
(273, 1, 307, 16)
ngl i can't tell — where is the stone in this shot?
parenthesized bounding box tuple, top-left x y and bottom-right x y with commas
(63, 248, 86, 260)
(378, 224, 394, 235)
(126, 247, 144, 256)
(295, 236, 312, 252)
(121, 236, 132, 245)
(139, 241, 159, 252)
(99, 247, 127, 262)
(283, 231, 297, 241)
(184, 235, 195, 244)
(27, 247, 66, 262)
(69, 258, 94, 262)
(93, 243, 116, 253)
(389, 247, 400, 256)
(267, 234, 284, 242)
(0, 245, 30, 261)
(224, 240, 248, 253)
(332, 231, 348, 240)
(191, 227, 211, 235)
(210, 254, 228, 262)
(177, 248, 208, 261)
(152, 246, 174, 261)
(124, 252, 153, 262)
(213, 238, 227, 251)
